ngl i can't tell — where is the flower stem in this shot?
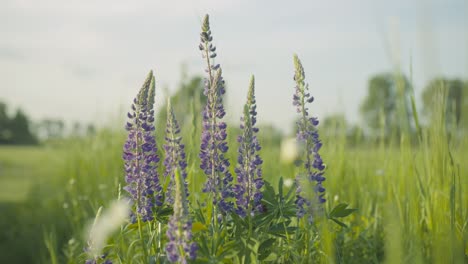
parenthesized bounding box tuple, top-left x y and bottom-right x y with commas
(137, 215, 149, 263)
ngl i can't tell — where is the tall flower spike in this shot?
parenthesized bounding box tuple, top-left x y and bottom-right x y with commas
(198, 14, 234, 213)
(163, 99, 189, 204)
(147, 75, 156, 111)
(166, 169, 197, 263)
(123, 71, 162, 222)
(292, 55, 326, 221)
(234, 76, 264, 217)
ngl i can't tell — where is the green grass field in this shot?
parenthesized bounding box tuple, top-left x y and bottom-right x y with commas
(0, 146, 64, 263)
(0, 123, 467, 263)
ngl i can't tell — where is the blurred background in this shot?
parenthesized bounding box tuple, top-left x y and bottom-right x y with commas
(1, 0, 467, 135)
(0, 0, 467, 263)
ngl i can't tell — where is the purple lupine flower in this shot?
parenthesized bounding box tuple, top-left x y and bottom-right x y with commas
(198, 14, 234, 213)
(85, 253, 112, 264)
(234, 76, 264, 217)
(166, 169, 197, 263)
(123, 71, 162, 222)
(163, 99, 189, 203)
(292, 55, 326, 221)
(85, 258, 112, 264)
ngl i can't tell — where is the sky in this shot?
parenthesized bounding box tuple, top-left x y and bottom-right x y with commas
(1, 0, 467, 133)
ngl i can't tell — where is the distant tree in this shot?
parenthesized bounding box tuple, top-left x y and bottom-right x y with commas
(422, 78, 467, 131)
(0, 102, 37, 145)
(71, 122, 82, 137)
(38, 119, 65, 140)
(0, 102, 11, 143)
(321, 114, 347, 137)
(69, 122, 96, 138)
(256, 124, 283, 147)
(347, 124, 365, 146)
(360, 73, 412, 138)
(320, 114, 365, 146)
(9, 109, 37, 144)
(86, 123, 96, 137)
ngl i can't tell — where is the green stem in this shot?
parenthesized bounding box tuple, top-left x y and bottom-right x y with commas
(246, 214, 253, 264)
(305, 219, 310, 259)
(212, 201, 218, 255)
(158, 222, 162, 256)
(137, 215, 149, 263)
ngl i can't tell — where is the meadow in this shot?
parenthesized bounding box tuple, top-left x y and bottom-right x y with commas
(0, 114, 466, 263)
(1, 14, 467, 264)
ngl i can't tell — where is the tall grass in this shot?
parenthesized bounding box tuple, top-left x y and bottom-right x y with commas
(1, 95, 465, 263)
(30, 92, 466, 263)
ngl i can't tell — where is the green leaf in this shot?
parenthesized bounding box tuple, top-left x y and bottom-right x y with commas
(284, 181, 296, 200)
(158, 206, 173, 216)
(192, 222, 207, 232)
(218, 240, 239, 259)
(330, 218, 348, 228)
(329, 203, 357, 218)
(268, 222, 296, 237)
(278, 177, 284, 199)
(262, 180, 276, 204)
(258, 238, 275, 261)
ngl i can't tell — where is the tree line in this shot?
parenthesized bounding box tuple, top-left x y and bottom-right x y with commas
(1, 72, 466, 145)
(321, 74, 467, 144)
(0, 101, 96, 145)
(0, 102, 37, 145)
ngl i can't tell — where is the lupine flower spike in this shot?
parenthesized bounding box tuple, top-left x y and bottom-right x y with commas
(198, 14, 234, 213)
(292, 55, 326, 221)
(166, 169, 197, 263)
(163, 99, 189, 203)
(123, 71, 163, 222)
(234, 76, 264, 217)
(85, 257, 112, 264)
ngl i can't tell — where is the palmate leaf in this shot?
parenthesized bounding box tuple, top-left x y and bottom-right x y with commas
(256, 179, 297, 228)
(267, 223, 297, 238)
(258, 238, 275, 261)
(330, 218, 348, 228)
(262, 180, 276, 206)
(278, 177, 284, 198)
(328, 203, 357, 228)
(329, 203, 357, 218)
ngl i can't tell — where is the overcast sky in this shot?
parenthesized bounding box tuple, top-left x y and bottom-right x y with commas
(1, 0, 467, 132)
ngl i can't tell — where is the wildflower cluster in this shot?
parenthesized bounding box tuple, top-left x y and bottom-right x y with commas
(122, 71, 162, 222)
(234, 76, 264, 217)
(198, 14, 234, 213)
(88, 13, 351, 264)
(292, 54, 326, 220)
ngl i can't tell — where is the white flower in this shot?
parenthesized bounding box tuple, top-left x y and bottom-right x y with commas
(85, 199, 130, 257)
(280, 137, 298, 163)
(284, 178, 294, 188)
